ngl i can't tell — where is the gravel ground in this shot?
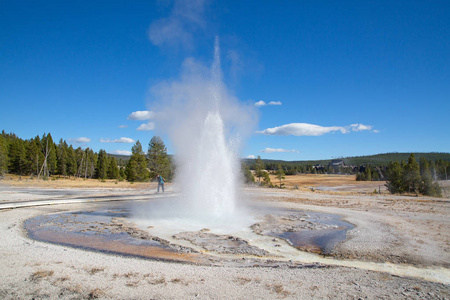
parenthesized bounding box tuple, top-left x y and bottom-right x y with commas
(0, 184, 449, 299)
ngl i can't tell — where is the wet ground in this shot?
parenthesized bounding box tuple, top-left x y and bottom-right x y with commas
(25, 199, 353, 266)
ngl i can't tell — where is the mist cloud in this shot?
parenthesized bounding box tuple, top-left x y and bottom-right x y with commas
(149, 0, 208, 50)
(148, 55, 258, 163)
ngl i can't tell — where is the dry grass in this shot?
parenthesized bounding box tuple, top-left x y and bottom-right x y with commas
(30, 270, 54, 282)
(88, 288, 106, 299)
(266, 283, 291, 297)
(1, 174, 151, 189)
(86, 267, 105, 275)
(269, 173, 357, 187)
(125, 280, 140, 287)
(235, 276, 252, 285)
(266, 173, 388, 194)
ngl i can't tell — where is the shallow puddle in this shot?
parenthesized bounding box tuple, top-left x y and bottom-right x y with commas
(25, 201, 353, 263)
(269, 211, 354, 254)
(25, 207, 203, 263)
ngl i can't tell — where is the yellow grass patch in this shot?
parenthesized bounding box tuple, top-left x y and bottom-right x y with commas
(1, 174, 151, 189)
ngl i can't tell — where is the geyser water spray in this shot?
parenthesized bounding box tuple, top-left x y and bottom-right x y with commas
(134, 36, 257, 230)
(176, 37, 239, 219)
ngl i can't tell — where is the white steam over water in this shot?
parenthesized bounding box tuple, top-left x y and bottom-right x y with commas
(133, 37, 257, 231)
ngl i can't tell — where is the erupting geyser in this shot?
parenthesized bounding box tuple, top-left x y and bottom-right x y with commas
(177, 38, 241, 219)
(136, 37, 255, 230)
(181, 111, 238, 217)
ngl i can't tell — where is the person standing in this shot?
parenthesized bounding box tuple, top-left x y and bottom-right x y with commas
(156, 174, 165, 193)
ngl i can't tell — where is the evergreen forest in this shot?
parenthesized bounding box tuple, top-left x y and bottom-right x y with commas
(1, 130, 448, 197)
(0, 131, 173, 182)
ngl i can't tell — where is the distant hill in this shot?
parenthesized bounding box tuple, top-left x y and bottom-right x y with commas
(110, 152, 450, 167)
(108, 153, 131, 161)
(243, 152, 450, 168)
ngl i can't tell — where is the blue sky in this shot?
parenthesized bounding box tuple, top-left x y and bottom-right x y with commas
(1, 1, 449, 160)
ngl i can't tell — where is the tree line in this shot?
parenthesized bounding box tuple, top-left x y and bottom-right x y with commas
(245, 154, 447, 197)
(0, 131, 172, 182)
(385, 153, 443, 197)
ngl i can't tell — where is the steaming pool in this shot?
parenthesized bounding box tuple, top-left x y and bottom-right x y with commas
(25, 197, 353, 267)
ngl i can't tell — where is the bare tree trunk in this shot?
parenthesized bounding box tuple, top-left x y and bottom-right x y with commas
(38, 139, 49, 181)
(85, 155, 88, 180)
(77, 153, 84, 179)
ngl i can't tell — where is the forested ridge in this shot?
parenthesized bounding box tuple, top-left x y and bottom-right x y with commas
(1, 131, 448, 197)
(0, 131, 172, 182)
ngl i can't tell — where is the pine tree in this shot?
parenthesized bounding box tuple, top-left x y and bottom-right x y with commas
(262, 171, 272, 187)
(385, 161, 404, 194)
(126, 140, 149, 182)
(8, 138, 26, 175)
(44, 134, 57, 176)
(254, 156, 265, 183)
(0, 135, 8, 175)
(107, 156, 119, 179)
(419, 157, 442, 197)
(96, 149, 108, 179)
(276, 164, 285, 188)
(364, 166, 372, 181)
(241, 162, 255, 184)
(66, 145, 77, 177)
(23, 139, 40, 175)
(403, 154, 421, 193)
(57, 139, 68, 177)
(147, 136, 171, 180)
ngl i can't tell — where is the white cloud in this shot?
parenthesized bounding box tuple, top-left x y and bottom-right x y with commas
(118, 125, 128, 128)
(127, 111, 155, 121)
(257, 123, 376, 136)
(261, 148, 299, 153)
(137, 122, 155, 131)
(68, 137, 91, 144)
(109, 150, 132, 156)
(148, 0, 208, 50)
(100, 137, 135, 143)
(254, 100, 282, 107)
(246, 155, 256, 159)
(350, 123, 373, 132)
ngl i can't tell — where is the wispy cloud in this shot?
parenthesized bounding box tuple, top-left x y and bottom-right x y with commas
(109, 150, 132, 156)
(261, 148, 299, 153)
(137, 122, 155, 131)
(148, 0, 208, 50)
(118, 125, 128, 128)
(246, 154, 256, 159)
(254, 100, 282, 107)
(127, 111, 155, 121)
(100, 137, 135, 143)
(349, 123, 373, 132)
(257, 123, 376, 136)
(68, 137, 91, 144)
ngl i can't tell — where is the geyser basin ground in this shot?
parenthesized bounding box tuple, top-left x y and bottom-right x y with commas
(1, 184, 450, 299)
(25, 199, 353, 266)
